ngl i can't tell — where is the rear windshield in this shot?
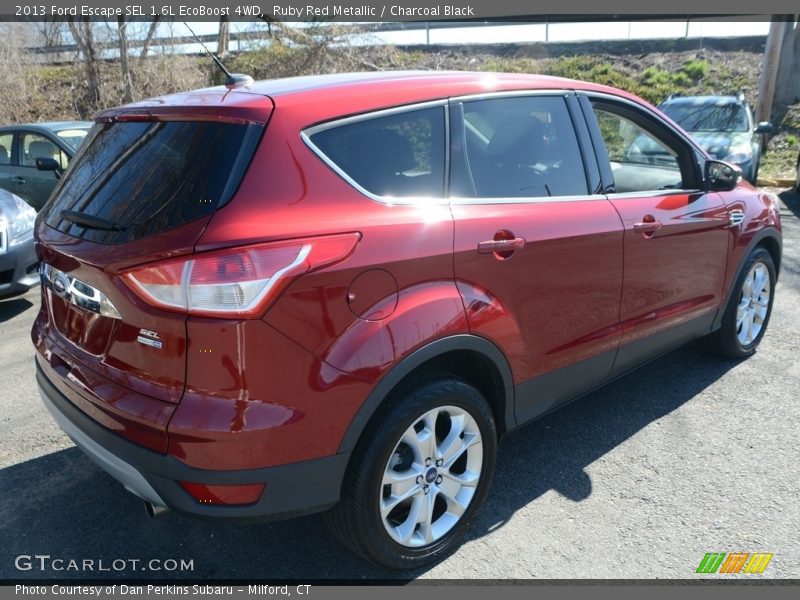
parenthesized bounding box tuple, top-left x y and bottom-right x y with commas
(42, 120, 262, 244)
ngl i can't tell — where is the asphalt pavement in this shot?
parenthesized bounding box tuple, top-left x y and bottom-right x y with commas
(1, 190, 798, 581)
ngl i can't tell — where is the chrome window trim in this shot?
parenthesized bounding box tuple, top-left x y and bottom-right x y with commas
(450, 89, 571, 103)
(606, 189, 704, 200)
(450, 194, 599, 205)
(301, 99, 450, 207)
(301, 89, 707, 208)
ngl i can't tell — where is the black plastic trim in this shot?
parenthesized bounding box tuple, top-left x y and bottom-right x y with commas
(610, 312, 715, 378)
(514, 350, 615, 426)
(36, 359, 347, 520)
(336, 334, 515, 454)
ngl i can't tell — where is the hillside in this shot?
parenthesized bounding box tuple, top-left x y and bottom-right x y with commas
(2, 40, 797, 179)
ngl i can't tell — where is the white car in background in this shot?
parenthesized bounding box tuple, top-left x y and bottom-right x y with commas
(0, 188, 38, 298)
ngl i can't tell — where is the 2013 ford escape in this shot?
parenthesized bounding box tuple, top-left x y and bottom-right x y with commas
(32, 71, 782, 569)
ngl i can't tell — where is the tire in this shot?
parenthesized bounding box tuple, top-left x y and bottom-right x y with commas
(794, 153, 799, 193)
(705, 247, 776, 359)
(325, 376, 497, 570)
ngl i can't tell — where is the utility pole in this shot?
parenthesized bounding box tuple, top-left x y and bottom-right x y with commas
(754, 17, 786, 131)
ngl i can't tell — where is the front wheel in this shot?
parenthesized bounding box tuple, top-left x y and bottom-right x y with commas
(325, 377, 497, 570)
(705, 247, 776, 359)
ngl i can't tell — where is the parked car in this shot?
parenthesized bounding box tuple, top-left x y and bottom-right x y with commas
(0, 121, 92, 211)
(0, 188, 38, 298)
(657, 94, 773, 184)
(32, 72, 782, 570)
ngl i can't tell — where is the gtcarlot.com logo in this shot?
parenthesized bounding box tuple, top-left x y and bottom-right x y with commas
(696, 552, 773, 574)
(15, 554, 195, 572)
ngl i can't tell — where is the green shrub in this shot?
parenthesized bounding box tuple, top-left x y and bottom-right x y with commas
(680, 59, 710, 81)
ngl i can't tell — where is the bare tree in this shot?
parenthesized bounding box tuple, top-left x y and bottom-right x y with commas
(36, 20, 67, 49)
(115, 18, 163, 105)
(139, 19, 161, 60)
(66, 17, 101, 116)
(117, 17, 133, 103)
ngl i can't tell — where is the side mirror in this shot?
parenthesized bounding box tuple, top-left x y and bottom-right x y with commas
(36, 157, 62, 180)
(705, 159, 741, 192)
(754, 122, 774, 135)
(36, 157, 60, 171)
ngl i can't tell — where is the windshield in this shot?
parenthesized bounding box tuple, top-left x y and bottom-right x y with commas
(55, 127, 91, 152)
(661, 102, 750, 133)
(42, 120, 262, 244)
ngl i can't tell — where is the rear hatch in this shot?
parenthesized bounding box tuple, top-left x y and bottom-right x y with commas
(34, 92, 270, 450)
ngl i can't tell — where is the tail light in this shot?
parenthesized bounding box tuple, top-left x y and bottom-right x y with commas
(121, 233, 360, 317)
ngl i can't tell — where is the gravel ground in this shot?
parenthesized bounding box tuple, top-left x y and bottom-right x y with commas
(1, 189, 798, 581)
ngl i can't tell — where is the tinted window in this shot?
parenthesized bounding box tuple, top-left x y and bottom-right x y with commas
(454, 96, 588, 198)
(42, 121, 262, 244)
(309, 106, 445, 198)
(592, 108, 684, 193)
(661, 102, 750, 133)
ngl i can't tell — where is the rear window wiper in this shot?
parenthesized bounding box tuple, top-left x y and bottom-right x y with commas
(60, 210, 126, 232)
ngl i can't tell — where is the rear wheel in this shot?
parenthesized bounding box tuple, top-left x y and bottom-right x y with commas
(705, 247, 775, 359)
(325, 377, 497, 570)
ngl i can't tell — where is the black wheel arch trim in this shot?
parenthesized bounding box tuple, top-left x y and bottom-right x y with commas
(336, 334, 516, 455)
(712, 227, 782, 331)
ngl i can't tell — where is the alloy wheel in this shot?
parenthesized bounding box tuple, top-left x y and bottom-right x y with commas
(736, 261, 771, 346)
(379, 405, 483, 548)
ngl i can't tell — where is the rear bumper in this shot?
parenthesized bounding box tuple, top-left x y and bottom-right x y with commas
(36, 361, 348, 519)
(0, 235, 38, 298)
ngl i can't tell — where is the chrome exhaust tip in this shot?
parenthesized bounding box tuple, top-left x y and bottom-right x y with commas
(145, 501, 169, 518)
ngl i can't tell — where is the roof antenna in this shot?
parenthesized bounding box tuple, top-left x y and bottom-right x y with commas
(183, 22, 253, 87)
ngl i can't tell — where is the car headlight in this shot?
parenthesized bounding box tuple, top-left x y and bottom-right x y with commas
(0, 194, 36, 247)
(722, 145, 753, 165)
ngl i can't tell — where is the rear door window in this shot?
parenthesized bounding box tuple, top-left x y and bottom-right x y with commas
(452, 95, 589, 198)
(41, 120, 263, 244)
(306, 105, 446, 199)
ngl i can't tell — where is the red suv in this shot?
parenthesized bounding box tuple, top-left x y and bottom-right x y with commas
(32, 72, 782, 569)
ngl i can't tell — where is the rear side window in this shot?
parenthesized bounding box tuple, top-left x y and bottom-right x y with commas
(42, 121, 262, 244)
(453, 96, 589, 198)
(307, 106, 445, 199)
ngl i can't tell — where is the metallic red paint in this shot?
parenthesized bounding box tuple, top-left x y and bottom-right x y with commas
(452, 200, 624, 384)
(32, 72, 781, 518)
(608, 192, 730, 344)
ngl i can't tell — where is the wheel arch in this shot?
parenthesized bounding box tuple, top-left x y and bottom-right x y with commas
(712, 227, 782, 331)
(336, 334, 515, 456)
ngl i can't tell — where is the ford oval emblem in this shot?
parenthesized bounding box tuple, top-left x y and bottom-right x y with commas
(53, 273, 70, 297)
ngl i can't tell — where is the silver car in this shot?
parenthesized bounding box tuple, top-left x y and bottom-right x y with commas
(0, 188, 38, 298)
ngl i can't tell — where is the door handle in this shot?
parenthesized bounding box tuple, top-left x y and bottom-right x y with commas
(633, 220, 662, 234)
(478, 237, 526, 254)
(11, 176, 26, 185)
